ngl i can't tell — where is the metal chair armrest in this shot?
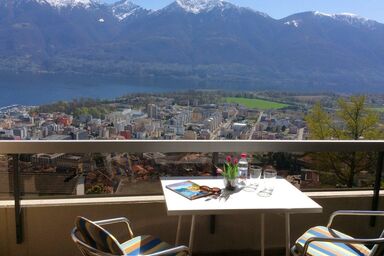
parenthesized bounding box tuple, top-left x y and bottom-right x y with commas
(145, 245, 191, 256)
(303, 236, 384, 255)
(94, 217, 134, 239)
(327, 210, 384, 228)
(93, 217, 131, 226)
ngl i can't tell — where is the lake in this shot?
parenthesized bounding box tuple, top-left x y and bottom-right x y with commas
(0, 73, 191, 107)
(1, 72, 354, 107)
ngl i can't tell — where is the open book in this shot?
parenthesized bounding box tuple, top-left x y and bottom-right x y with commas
(166, 180, 210, 200)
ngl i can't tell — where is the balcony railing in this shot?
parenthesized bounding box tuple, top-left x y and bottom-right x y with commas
(1, 140, 384, 154)
(0, 140, 384, 245)
(1, 140, 384, 198)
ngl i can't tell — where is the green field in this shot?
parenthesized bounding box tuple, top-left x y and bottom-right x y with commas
(370, 107, 384, 113)
(225, 97, 289, 110)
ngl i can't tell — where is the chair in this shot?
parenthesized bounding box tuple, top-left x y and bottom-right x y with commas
(71, 216, 190, 256)
(291, 210, 384, 256)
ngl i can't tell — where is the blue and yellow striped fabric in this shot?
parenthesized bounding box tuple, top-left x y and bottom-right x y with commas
(76, 216, 125, 255)
(121, 235, 186, 256)
(295, 226, 371, 256)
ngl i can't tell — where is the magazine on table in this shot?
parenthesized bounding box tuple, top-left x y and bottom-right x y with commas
(166, 180, 210, 200)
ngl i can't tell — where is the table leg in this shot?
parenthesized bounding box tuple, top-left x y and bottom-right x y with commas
(261, 213, 265, 256)
(175, 216, 182, 246)
(189, 215, 196, 254)
(285, 213, 290, 256)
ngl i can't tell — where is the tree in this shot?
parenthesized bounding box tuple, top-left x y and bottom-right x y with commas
(305, 96, 381, 187)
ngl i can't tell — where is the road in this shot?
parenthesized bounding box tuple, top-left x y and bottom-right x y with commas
(297, 128, 305, 140)
(248, 111, 264, 140)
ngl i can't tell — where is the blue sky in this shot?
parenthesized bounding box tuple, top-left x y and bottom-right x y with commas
(103, 0, 384, 23)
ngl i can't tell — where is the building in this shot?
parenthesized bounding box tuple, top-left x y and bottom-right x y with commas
(41, 134, 72, 140)
(71, 130, 88, 140)
(119, 131, 132, 140)
(199, 129, 211, 140)
(183, 130, 197, 140)
(32, 153, 66, 167)
(56, 116, 72, 126)
(146, 104, 158, 119)
(56, 155, 84, 172)
(233, 122, 247, 138)
(13, 127, 28, 140)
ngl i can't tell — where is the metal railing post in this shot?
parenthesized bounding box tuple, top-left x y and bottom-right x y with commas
(12, 154, 23, 244)
(210, 152, 219, 234)
(370, 152, 383, 227)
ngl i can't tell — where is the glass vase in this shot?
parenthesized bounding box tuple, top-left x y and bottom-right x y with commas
(223, 177, 237, 191)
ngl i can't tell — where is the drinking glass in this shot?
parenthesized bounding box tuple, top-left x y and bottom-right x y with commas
(248, 167, 262, 187)
(259, 169, 277, 197)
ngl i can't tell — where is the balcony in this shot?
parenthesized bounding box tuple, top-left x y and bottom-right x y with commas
(0, 140, 384, 256)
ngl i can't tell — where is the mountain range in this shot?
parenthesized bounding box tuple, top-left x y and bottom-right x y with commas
(1, 0, 384, 92)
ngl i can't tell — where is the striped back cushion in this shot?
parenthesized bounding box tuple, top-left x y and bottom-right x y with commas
(296, 226, 371, 256)
(121, 235, 172, 255)
(75, 216, 124, 255)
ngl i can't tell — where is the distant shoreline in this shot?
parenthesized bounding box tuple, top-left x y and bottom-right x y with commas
(0, 72, 381, 107)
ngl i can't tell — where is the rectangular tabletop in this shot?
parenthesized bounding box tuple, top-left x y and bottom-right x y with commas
(161, 177, 322, 216)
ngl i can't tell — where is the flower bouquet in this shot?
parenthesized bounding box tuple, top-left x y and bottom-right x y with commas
(217, 155, 238, 191)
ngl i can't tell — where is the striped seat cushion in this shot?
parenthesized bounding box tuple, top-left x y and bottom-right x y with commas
(295, 226, 371, 256)
(75, 216, 124, 255)
(121, 235, 186, 256)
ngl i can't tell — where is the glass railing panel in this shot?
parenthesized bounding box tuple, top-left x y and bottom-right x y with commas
(16, 153, 84, 198)
(8, 149, 381, 199)
(0, 154, 13, 199)
(248, 152, 377, 191)
(113, 152, 213, 196)
(16, 152, 215, 198)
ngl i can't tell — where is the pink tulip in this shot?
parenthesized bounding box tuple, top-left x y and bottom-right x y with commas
(226, 155, 232, 163)
(233, 158, 238, 165)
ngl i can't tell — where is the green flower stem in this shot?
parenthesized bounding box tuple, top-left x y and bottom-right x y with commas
(223, 163, 239, 180)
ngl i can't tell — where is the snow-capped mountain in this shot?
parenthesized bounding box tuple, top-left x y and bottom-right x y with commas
(284, 19, 300, 27)
(0, 0, 118, 55)
(36, 0, 99, 9)
(157, 0, 269, 18)
(174, 0, 231, 14)
(331, 13, 379, 29)
(110, 0, 148, 21)
(0, 0, 384, 91)
(283, 11, 380, 30)
(0, 0, 95, 9)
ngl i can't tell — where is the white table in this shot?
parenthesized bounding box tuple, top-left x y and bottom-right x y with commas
(161, 177, 322, 256)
